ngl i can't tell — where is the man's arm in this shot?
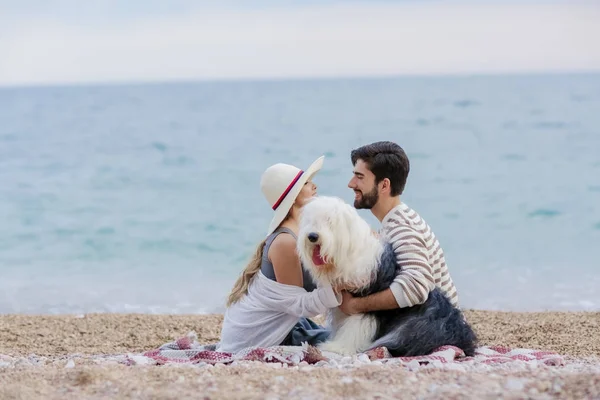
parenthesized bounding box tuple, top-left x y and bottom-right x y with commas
(338, 288, 398, 315)
(339, 225, 435, 315)
(388, 232, 435, 308)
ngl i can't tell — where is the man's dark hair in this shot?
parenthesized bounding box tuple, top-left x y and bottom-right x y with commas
(350, 141, 410, 196)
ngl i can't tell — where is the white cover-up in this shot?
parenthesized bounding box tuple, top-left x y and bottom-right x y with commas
(216, 272, 342, 353)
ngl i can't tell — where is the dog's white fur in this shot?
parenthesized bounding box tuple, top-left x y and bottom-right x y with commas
(297, 196, 384, 355)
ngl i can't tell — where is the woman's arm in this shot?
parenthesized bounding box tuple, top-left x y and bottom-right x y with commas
(265, 233, 341, 317)
(260, 281, 341, 318)
(268, 233, 304, 287)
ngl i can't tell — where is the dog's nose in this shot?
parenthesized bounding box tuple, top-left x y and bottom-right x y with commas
(307, 232, 319, 243)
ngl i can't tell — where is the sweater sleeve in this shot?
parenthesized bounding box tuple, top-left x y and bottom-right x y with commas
(388, 226, 436, 308)
(265, 284, 342, 318)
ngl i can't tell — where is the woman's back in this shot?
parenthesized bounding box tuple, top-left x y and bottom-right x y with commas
(260, 227, 317, 292)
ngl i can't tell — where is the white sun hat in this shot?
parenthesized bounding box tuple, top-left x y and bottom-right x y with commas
(260, 155, 324, 236)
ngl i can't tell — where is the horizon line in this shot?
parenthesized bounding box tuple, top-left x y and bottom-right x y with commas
(1, 69, 599, 90)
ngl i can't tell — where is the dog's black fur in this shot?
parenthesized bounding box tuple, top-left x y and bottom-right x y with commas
(351, 243, 478, 357)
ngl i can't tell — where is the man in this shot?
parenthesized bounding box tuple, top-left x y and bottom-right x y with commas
(339, 141, 458, 315)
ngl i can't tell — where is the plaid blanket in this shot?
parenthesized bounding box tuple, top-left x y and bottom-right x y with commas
(139, 331, 565, 368)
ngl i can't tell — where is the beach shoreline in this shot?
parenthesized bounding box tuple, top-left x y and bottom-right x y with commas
(2, 310, 599, 357)
(1, 310, 599, 399)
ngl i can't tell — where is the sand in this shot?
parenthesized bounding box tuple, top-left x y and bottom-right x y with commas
(1, 310, 600, 399)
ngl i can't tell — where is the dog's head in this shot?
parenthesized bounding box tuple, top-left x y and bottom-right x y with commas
(298, 196, 379, 288)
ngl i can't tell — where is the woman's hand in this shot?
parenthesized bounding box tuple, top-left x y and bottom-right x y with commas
(339, 291, 361, 315)
(333, 282, 346, 294)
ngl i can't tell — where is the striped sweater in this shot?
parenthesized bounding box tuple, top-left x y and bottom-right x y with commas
(380, 203, 459, 308)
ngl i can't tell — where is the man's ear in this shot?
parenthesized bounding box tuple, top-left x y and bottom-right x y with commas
(380, 178, 391, 194)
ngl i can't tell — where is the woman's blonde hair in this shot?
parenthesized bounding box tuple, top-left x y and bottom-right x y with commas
(226, 210, 295, 307)
(226, 239, 267, 307)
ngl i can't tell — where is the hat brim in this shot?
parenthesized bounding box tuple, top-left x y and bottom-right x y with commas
(266, 155, 324, 236)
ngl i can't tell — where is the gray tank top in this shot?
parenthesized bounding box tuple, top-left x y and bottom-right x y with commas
(260, 227, 317, 292)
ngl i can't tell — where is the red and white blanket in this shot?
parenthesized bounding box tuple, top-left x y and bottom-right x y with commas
(138, 331, 565, 368)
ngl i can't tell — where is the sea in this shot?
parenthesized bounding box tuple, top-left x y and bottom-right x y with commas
(1, 73, 599, 315)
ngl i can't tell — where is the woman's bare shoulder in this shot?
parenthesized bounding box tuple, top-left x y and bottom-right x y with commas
(268, 233, 302, 286)
(268, 233, 298, 258)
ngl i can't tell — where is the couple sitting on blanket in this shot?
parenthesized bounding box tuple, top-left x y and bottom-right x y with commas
(217, 141, 460, 353)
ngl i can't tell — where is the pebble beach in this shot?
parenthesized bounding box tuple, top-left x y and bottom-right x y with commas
(2, 310, 600, 399)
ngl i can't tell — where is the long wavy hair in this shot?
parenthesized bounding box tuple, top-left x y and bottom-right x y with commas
(226, 212, 291, 307)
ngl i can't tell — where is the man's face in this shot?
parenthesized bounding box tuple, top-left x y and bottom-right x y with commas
(348, 159, 379, 209)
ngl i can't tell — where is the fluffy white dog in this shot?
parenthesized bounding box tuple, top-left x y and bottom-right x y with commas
(297, 196, 477, 357)
(297, 196, 383, 355)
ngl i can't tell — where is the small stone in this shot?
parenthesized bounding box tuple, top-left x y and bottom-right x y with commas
(127, 355, 154, 366)
(15, 358, 32, 367)
(65, 360, 75, 368)
(505, 378, 525, 391)
(552, 381, 564, 393)
(529, 387, 539, 395)
(356, 354, 371, 363)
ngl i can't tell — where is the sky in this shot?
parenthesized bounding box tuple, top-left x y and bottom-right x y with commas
(0, 0, 599, 86)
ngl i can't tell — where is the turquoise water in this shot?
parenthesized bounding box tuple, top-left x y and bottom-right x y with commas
(1, 74, 599, 314)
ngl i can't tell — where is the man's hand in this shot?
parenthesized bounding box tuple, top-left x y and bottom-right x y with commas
(338, 290, 362, 315)
(339, 288, 400, 314)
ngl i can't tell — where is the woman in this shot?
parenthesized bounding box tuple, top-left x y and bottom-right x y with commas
(217, 155, 341, 353)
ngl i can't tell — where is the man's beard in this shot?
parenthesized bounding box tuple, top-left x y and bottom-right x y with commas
(353, 185, 379, 209)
